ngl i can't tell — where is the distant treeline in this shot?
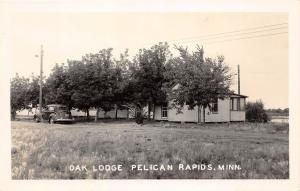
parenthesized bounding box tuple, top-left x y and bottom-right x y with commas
(266, 108, 289, 117)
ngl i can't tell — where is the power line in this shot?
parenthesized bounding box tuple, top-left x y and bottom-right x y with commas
(167, 22, 288, 43)
(204, 31, 288, 45)
(139, 22, 288, 48)
(169, 26, 287, 44)
(176, 31, 288, 46)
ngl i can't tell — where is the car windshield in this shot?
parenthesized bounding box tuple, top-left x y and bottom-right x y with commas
(48, 106, 55, 111)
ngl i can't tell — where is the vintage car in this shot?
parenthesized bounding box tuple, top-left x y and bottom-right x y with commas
(33, 104, 74, 124)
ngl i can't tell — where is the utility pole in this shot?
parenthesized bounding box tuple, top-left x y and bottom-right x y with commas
(39, 45, 43, 118)
(238, 64, 240, 94)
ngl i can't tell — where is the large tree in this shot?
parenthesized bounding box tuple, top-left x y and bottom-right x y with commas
(11, 73, 47, 119)
(113, 49, 133, 119)
(45, 49, 129, 121)
(171, 45, 233, 123)
(10, 74, 30, 119)
(81, 49, 117, 121)
(130, 42, 170, 119)
(27, 74, 41, 108)
(45, 63, 73, 109)
(67, 60, 94, 120)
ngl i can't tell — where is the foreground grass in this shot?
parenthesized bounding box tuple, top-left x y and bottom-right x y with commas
(11, 120, 288, 179)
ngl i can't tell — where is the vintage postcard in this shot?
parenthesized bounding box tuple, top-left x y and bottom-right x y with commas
(0, 0, 299, 190)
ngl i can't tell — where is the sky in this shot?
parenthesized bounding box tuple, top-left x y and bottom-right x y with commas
(8, 12, 288, 109)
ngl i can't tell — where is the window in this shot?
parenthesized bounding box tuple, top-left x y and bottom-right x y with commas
(58, 106, 67, 111)
(161, 104, 168, 118)
(48, 106, 55, 111)
(231, 98, 238, 111)
(240, 98, 245, 110)
(211, 99, 218, 113)
(231, 97, 245, 111)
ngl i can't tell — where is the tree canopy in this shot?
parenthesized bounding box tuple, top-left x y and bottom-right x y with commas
(10, 43, 236, 122)
(169, 45, 233, 122)
(128, 42, 170, 118)
(10, 73, 44, 119)
(45, 63, 73, 109)
(10, 74, 30, 116)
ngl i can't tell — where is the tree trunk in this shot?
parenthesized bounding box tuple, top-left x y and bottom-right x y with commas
(86, 108, 90, 121)
(202, 106, 206, 123)
(127, 108, 129, 119)
(11, 110, 16, 120)
(153, 104, 155, 120)
(135, 105, 144, 124)
(115, 105, 118, 119)
(95, 108, 99, 122)
(197, 106, 200, 123)
(148, 103, 151, 120)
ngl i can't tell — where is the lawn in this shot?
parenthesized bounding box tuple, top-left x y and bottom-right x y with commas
(11, 120, 289, 179)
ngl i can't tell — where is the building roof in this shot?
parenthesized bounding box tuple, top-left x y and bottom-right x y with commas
(171, 83, 248, 98)
(229, 93, 248, 98)
(46, 104, 66, 107)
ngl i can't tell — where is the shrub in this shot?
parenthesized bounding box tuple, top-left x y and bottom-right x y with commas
(246, 100, 270, 123)
(135, 111, 144, 124)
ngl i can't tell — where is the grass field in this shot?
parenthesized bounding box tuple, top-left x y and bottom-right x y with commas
(11, 120, 289, 179)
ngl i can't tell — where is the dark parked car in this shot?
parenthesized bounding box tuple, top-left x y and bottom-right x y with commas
(33, 104, 74, 124)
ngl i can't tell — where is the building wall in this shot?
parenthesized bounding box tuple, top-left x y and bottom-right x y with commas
(229, 96, 246, 121)
(16, 109, 35, 116)
(97, 109, 128, 118)
(71, 108, 128, 118)
(71, 109, 88, 116)
(155, 98, 232, 123)
(168, 105, 199, 122)
(154, 105, 198, 122)
(230, 111, 245, 121)
(17, 107, 129, 119)
(154, 105, 165, 120)
(202, 99, 230, 122)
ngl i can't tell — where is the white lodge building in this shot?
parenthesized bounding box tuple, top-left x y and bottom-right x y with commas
(154, 93, 247, 123)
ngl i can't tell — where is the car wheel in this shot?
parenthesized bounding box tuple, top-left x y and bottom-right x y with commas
(49, 117, 55, 124)
(34, 116, 40, 123)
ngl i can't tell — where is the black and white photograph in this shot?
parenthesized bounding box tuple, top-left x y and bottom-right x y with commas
(1, 0, 300, 190)
(8, 12, 289, 179)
